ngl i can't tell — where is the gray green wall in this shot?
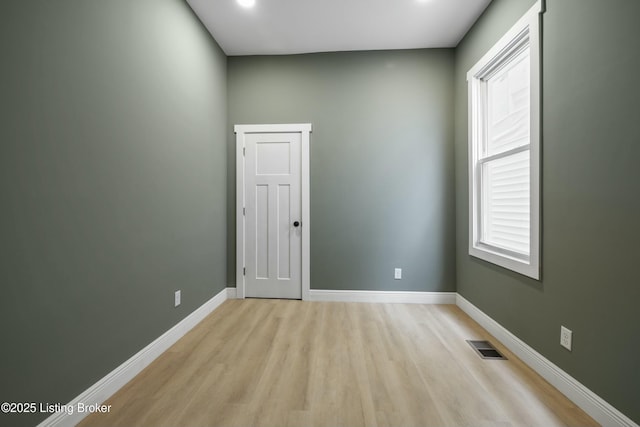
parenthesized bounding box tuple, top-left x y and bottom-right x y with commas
(227, 50, 456, 292)
(0, 1, 227, 426)
(455, 0, 640, 423)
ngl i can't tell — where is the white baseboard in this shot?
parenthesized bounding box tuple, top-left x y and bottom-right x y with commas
(37, 287, 231, 427)
(226, 287, 237, 299)
(456, 294, 638, 427)
(307, 289, 456, 304)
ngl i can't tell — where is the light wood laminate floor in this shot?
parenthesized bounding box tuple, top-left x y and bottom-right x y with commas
(80, 299, 598, 427)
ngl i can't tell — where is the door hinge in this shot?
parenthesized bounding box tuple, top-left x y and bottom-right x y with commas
(243, 207, 246, 216)
(243, 267, 246, 276)
(243, 147, 246, 156)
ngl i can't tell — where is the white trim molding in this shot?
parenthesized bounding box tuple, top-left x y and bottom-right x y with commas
(467, 1, 542, 280)
(234, 123, 312, 301)
(226, 287, 237, 299)
(456, 294, 638, 427)
(308, 289, 456, 304)
(37, 287, 232, 427)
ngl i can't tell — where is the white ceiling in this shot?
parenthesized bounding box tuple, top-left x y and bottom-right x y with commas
(186, 0, 492, 56)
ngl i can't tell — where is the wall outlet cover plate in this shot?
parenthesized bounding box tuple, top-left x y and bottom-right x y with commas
(560, 326, 572, 351)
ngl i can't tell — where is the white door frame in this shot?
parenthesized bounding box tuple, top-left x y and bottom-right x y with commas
(235, 123, 312, 300)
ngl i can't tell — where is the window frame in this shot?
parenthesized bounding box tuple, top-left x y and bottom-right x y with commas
(467, 2, 542, 280)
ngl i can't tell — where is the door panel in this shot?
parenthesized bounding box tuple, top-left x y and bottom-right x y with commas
(277, 184, 291, 279)
(255, 184, 269, 279)
(245, 132, 301, 299)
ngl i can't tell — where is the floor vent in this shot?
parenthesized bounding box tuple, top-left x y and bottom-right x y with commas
(467, 340, 507, 360)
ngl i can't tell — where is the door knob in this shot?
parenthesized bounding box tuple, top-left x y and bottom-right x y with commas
(293, 221, 300, 227)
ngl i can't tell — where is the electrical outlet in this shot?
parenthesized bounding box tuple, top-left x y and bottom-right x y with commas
(394, 268, 402, 280)
(560, 326, 572, 351)
(174, 290, 181, 307)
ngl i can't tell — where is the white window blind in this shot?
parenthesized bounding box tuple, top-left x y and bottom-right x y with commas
(482, 149, 530, 255)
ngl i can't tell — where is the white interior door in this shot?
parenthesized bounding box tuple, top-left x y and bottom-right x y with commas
(236, 124, 311, 300)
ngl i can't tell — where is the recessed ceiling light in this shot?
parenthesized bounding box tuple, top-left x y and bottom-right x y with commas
(237, 0, 255, 8)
